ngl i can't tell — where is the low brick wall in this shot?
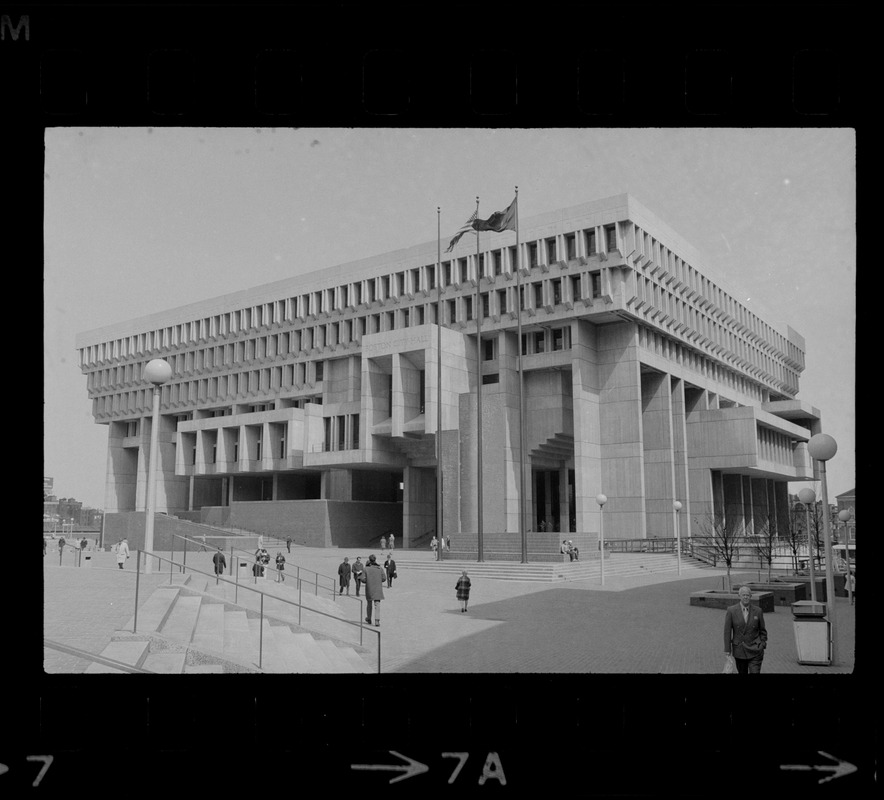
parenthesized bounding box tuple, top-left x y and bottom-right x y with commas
(690, 590, 775, 612)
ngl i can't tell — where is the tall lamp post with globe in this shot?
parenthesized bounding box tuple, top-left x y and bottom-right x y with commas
(806, 433, 839, 663)
(143, 358, 173, 574)
(673, 501, 683, 575)
(797, 488, 818, 603)
(596, 494, 607, 586)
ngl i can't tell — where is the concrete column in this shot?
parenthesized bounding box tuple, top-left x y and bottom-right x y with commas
(641, 370, 676, 538)
(670, 376, 691, 540)
(570, 319, 602, 543)
(559, 466, 571, 533)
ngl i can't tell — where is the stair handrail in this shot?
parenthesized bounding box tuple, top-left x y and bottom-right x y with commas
(134, 549, 381, 673)
(44, 638, 155, 674)
(169, 531, 373, 619)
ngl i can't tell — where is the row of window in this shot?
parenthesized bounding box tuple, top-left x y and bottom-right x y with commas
(758, 425, 795, 467)
(322, 414, 361, 452)
(632, 224, 804, 373)
(634, 272, 799, 392)
(78, 225, 620, 368)
(638, 325, 767, 404)
(84, 274, 606, 390)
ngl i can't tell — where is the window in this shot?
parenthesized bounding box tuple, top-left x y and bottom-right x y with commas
(447, 299, 457, 323)
(571, 275, 582, 301)
(427, 265, 436, 290)
(552, 279, 562, 305)
(411, 268, 421, 293)
(483, 339, 495, 361)
(545, 237, 557, 264)
(443, 262, 452, 286)
(351, 414, 360, 449)
(535, 331, 546, 353)
(590, 272, 602, 299)
(315, 361, 324, 382)
(584, 229, 597, 256)
(565, 233, 576, 260)
(528, 242, 538, 268)
(604, 224, 617, 252)
(465, 296, 473, 321)
(552, 328, 564, 351)
(419, 370, 426, 414)
(493, 250, 502, 275)
(481, 292, 490, 318)
(508, 245, 518, 271)
(498, 288, 508, 314)
(534, 283, 544, 307)
(482, 373, 499, 385)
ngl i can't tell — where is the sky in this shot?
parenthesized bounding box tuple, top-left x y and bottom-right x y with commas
(44, 127, 855, 509)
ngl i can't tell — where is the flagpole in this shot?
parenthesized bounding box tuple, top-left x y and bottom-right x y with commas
(516, 186, 528, 563)
(475, 196, 484, 563)
(436, 207, 444, 563)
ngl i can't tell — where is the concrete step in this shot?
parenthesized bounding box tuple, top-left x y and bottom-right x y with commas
(336, 645, 375, 674)
(270, 626, 315, 673)
(85, 640, 150, 673)
(314, 638, 358, 674)
(123, 587, 180, 632)
(223, 610, 256, 660)
(191, 601, 225, 653)
(290, 632, 336, 672)
(159, 595, 203, 642)
(142, 652, 187, 674)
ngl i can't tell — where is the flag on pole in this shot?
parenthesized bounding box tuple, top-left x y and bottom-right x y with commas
(445, 209, 478, 253)
(474, 196, 517, 233)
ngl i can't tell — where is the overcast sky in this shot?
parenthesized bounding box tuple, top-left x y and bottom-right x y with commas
(44, 127, 855, 509)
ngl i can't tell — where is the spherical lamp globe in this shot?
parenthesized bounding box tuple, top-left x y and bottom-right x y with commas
(143, 358, 173, 385)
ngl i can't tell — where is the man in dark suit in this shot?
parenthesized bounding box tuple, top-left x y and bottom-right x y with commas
(724, 585, 768, 674)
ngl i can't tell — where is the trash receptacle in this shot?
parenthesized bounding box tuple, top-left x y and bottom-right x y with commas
(83, 554, 92, 568)
(791, 601, 831, 665)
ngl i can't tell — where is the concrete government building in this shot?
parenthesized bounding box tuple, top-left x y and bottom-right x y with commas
(77, 194, 824, 559)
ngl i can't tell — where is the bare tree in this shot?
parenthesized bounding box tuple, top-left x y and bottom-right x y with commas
(695, 514, 742, 589)
(750, 513, 779, 582)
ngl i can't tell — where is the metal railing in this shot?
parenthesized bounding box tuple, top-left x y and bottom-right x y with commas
(44, 638, 155, 674)
(133, 549, 380, 673)
(169, 531, 361, 614)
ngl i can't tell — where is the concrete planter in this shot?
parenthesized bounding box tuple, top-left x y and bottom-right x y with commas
(743, 582, 806, 606)
(689, 589, 775, 612)
(773, 575, 827, 602)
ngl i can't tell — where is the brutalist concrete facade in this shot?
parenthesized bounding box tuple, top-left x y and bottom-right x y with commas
(77, 194, 823, 554)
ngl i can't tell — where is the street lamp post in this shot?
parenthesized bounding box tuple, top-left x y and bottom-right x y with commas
(596, 494, 607, 586)
(807, 433, 838, 663)
(797, 488, 818, 603)
(143, 359, 173, 575)
(673, 501, 683, 575)
(838, 508, 852, 605)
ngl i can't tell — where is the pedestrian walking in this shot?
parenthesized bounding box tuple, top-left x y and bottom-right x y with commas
(275, 552, 286, 582)
(723, 585, 768, 674)
(445, 536, 450, 552)
(115, 538, 130, 570)
(199, 535, 207, 552)
(286, 537, 292, 553)
(338, 556, 352, 595)
(58, 537, 66, 554)
(352, 557, 365, 596)
(363, 555, 385, 626)
(212, 547, 227, 576)
(380, 535, 387, 550)
(80, 537, 88, 552)
(455, 570, 471, 612)
(430, 536, 438, 555)
(384, 555, 397, 588)
(388, 534, 395, 551)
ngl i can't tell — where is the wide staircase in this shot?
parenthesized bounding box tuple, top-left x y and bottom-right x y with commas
(390, 551, 718, 582)
(85, 572, 376, 674)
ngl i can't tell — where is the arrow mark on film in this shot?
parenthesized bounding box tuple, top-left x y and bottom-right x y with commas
(780, 751, 857, 784)
(351, 751, 429, 784)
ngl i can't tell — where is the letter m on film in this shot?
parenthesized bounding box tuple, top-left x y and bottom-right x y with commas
(1, 15, 30, 41)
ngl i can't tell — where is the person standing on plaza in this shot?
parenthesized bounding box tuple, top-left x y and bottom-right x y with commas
(115, 537, 130, 570)
(380, 535, 387, 550)
(723, 585, 768, 674)
(389, 534, 395, 551)
(58, 537, 66, 556)
(384, 554, 397, 588)
(338, 556, 352, 595)
(455, 570, 471, 612)
(363, 555, 385, 626)
(351, 557, 365, 596)
(430, 535, 437, 555)
(286, 536, 292, 553)
(275, 551, 286, 582)
(212, 547, 227, 576)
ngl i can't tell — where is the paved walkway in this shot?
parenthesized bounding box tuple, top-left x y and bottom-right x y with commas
(42, 546, 855, 674)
